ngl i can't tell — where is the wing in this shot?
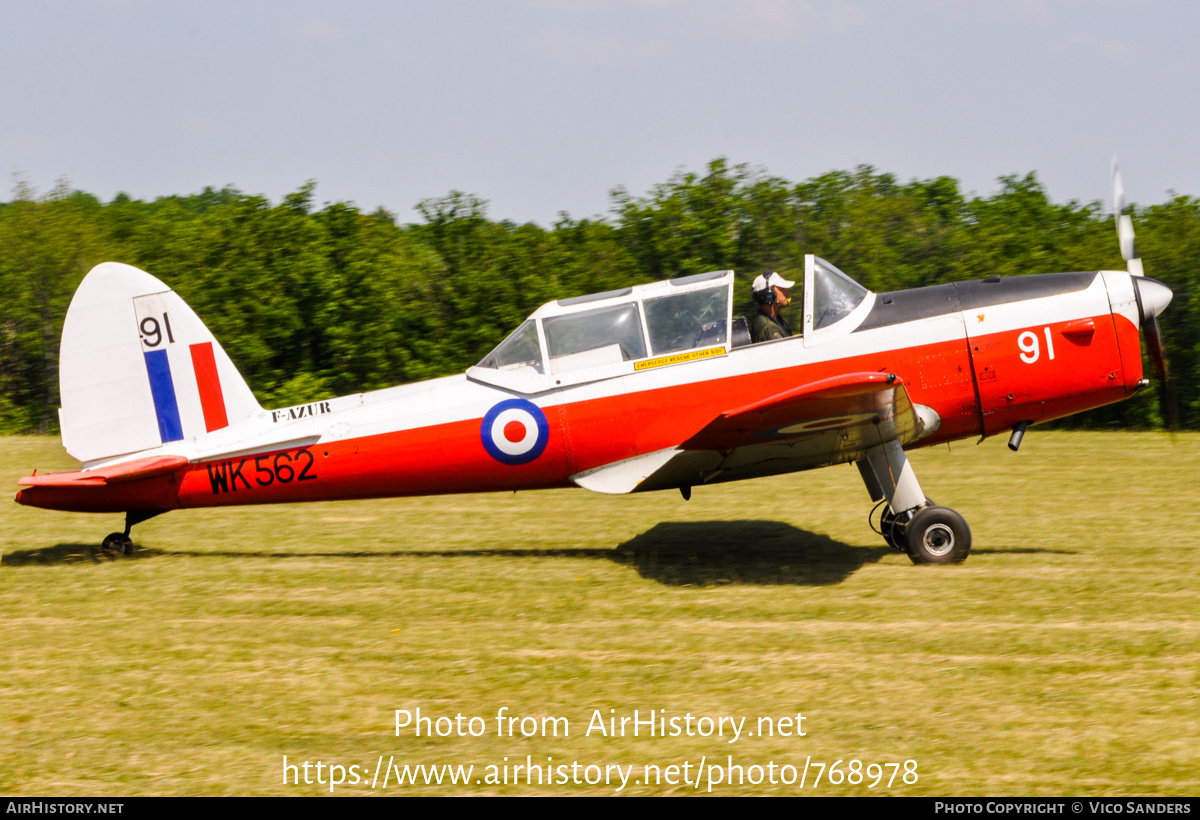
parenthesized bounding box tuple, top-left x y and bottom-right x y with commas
(571, 372, 940, 494)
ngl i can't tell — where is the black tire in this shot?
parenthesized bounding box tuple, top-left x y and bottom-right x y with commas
(101, 533, 133, 556)
(905, 506, 971, 565)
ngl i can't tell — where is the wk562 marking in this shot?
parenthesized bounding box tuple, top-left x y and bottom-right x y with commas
(205, 448, 319, 494)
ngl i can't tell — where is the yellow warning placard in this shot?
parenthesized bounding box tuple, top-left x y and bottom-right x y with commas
(634, 345, 726, 371)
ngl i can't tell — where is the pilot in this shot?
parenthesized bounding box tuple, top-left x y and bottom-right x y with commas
(751, 271, 796, 343)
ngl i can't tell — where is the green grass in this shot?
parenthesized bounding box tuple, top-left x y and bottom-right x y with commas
(2, 432, 1197, 795)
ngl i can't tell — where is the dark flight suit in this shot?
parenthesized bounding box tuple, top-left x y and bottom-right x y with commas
(751, 309, 792, 343)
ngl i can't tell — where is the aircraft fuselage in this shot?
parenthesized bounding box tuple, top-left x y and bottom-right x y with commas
(16, 269, 1143, 516)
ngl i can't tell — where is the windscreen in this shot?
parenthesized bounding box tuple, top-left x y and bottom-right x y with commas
(476, 320, 544, 374)
(812, 260, 868, 330)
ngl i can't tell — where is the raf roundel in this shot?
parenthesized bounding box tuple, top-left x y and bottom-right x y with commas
(480, 398, 549, 465)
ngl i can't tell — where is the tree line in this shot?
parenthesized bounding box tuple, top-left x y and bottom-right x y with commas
(1, 160, 1196, 435)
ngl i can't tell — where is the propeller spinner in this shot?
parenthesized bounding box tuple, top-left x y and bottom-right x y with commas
(1113, 159, 1177, 427)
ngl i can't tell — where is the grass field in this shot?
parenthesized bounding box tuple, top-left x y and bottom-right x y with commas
(1, 432, 1197, 796)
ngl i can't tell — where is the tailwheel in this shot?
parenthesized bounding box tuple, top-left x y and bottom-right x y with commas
(100, 510, 163, 556)
(905, 506, 971, 565)
(101, 532, 134, 556)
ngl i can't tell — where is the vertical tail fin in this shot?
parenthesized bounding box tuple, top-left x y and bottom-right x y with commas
(59, 262, 262, 463)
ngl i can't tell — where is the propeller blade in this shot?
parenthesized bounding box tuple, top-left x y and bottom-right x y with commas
(1117, 214, 1138, 263)
(1144, 314, 1168, 383)
(1117, 158, 1177, 428)
(1112, 160, 1142, 269)
(1144, 313, 1179, 430)
(1112, 158, 1127, 216)
(1133, 277, 1177, 429)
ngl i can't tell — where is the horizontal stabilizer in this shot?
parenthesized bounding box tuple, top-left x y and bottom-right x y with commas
(18, 455, 188, 488)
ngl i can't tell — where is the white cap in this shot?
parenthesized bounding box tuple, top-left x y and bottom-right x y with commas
(752, 271, 796, 294)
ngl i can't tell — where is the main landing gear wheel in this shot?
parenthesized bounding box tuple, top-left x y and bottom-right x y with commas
(101, 532, 134, 556)
(905, 506, 971, 565)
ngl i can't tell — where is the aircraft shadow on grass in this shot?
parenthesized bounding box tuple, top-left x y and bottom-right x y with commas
(610, 521, 888, 586)
(4, 521, 881, 586)
(1, 523, 1073, 585)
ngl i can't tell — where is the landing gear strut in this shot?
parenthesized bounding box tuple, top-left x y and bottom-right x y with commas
(879, 505, 906, 551)
(100, 510, 164, 556)
(858, 441, 971, 565)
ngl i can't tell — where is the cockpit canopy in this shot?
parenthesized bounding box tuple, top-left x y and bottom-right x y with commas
(469, 257, 875, 394)
(471, 270, 733, 393)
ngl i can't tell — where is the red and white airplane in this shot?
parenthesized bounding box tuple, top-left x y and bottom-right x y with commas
(15, 169, 1174, 564)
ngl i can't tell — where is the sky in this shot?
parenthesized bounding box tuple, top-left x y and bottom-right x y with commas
(2, 0, 1198, 226)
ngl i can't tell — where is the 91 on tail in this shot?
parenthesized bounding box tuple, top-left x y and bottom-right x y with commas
(15, 165, 1173, 565)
